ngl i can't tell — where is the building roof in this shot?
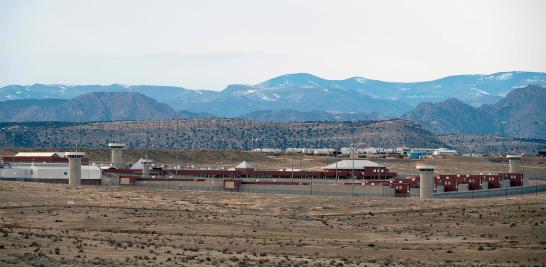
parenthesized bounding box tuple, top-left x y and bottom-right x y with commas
(235, 161, 254, 169)
(108, 143, 127, 148)
(130, 158, 153, 170)
(416, 164, 435, 170)
(65, 152, 85, 157)
(322, 160, 379, 170)
(14, 152, 65, 157)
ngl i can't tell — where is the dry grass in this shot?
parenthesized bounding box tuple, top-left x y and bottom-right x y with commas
(1, 181, 545, 266)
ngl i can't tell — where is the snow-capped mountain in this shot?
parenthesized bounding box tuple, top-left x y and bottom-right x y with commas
(1, 71, 545, 117)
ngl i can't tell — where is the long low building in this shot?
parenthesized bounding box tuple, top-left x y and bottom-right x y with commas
(3, 152, 91, 165)
(104, 160, 399, 180)
(0, 152, 101, 184)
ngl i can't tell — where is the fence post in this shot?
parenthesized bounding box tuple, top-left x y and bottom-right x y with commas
(505, 182, 508, 199)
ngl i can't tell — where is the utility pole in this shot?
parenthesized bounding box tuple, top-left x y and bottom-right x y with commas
(255, 136, 259, 177)
(335, 116, 340, 184)
(310, 172, 313, 195)
(351, 120, 355, 196)
(299, 150, 302, 169)
(335, 151, 338, 184)
(502, 156, 507, 199)
(291, 157, 294, 182)
(378, 162, 381, 180)
(175, 115, 179, 177)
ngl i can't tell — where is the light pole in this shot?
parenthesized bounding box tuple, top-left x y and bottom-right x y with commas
(175, 116, 179, 177)
(377, 162, 381, 180)
(335, 116, 340, 184)
(291, 158, 294, 182)
(351, 120, 355, 196)
(335, 156, 339, 183)
(299, 149, 302, 169)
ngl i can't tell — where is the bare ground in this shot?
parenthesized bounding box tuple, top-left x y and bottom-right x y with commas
(0, 181, 545, 266)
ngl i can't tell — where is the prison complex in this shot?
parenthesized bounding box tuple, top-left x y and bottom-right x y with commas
(0, 145, 528, 198)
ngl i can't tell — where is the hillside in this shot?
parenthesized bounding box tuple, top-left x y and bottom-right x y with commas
(0, 119, 543, 153)
(402, 98, 495, 134)
(0, 92, 213, 122)
(438, 134, 546, 154)
(491, 85, 546, 138)
(238, 109, 388, 122)
(2, 71, 545, 117)
(0, 119, 446, 150)
(403, 85, 546, 139)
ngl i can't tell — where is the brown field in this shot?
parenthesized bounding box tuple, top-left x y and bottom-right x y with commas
(1, 181, 545, 266)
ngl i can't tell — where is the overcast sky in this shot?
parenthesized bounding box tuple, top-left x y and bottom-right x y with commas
(1, 0, 545, 90)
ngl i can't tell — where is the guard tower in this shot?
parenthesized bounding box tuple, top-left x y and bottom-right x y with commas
(108, 143, 126, 168)
(506, 155, 522, 173)
(141, 159, 153, 177)
(66, 152, 85, 185)
(417, 164, 435, 199)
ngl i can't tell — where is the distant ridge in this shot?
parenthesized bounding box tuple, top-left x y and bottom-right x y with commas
(0, 119, 543, 154)
(0, 92, 214, 122)
(403, 85, 546, 139)
(238, 109, 389, 122)
(2, 71, 545, 117)
(0, 119, 448, 150)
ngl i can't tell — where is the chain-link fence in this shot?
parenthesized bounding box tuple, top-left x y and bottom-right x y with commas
(435, 184, 546, 199)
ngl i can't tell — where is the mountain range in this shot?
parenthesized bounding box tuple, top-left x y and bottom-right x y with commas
(0, 71, 545, 141)
(0, 92, 213, 122)
(2, 71, 546, 117)
(402, 85, 546, 139)
(0, 84, 544, 140)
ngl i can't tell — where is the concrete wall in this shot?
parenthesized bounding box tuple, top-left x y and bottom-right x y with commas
(0, 168, 31, 178)
(239, 183, 395, 197)
(30, 165, 101, 180)
(458, 183, 469, 192)
(409, 187, 420, 198)
(135, 179, 396, 197)
(101, 173, 119, 186)
(136, 180, 224, 191)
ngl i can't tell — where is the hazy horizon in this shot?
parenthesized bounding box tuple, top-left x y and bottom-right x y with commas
(1, 0, 545, 90)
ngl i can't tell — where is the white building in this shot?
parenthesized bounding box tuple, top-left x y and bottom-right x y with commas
(432, 148, 458, 156)
(322, 159, 380, 170)
(14, 152, 66, 157)
(313, 148, 335, 156)
(0, 163, 101, 183)
(253, 148, 283, 153)
(340, 147, 352, 155)
(285, 148, 303, 153)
